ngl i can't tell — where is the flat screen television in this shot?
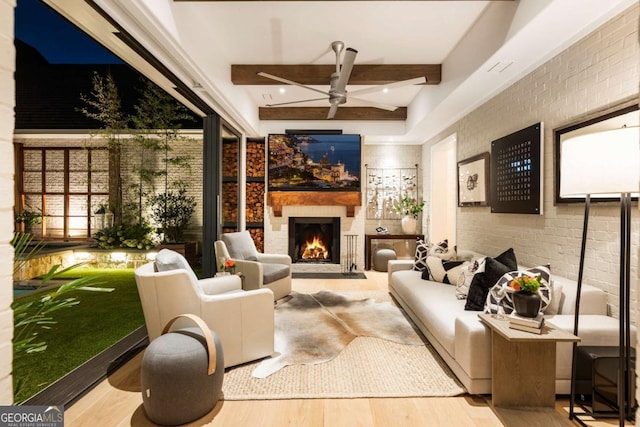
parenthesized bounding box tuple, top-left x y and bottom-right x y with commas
(268, 134, 361, 191)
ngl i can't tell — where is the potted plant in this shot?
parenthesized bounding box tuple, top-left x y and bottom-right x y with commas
(148, 186, 197, 262)
(15, 209, 43, 234)
(507, 275, 542, 318)
(394, 194, 425, 234)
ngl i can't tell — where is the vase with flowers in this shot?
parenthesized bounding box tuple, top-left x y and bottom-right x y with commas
(508, 275, 542, 318)
(394, 194, 425, 234)
(217, 257, 236, 276)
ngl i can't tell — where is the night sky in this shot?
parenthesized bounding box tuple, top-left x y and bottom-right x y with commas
(15, 0, 121, 64)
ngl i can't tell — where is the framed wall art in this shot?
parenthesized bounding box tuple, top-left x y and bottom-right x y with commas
(458, 152, 490, 206)
(490, 122, 543, 215)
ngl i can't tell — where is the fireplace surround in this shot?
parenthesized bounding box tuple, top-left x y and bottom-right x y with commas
(288, 217, 340, 264)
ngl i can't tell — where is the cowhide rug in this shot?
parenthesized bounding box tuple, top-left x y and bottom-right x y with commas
(252, 290, 424, 378)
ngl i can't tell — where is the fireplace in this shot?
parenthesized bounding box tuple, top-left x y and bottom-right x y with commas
(289, 217, 340, 264)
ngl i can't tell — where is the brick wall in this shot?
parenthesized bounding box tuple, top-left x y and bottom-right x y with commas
(423, 4, 639, 318)
(0, 0, 15, 405)
(118, 133, 204, 242)
(14, 132, 205, 245)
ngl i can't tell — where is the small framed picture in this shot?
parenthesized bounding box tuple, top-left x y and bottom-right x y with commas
(458, 152, 490, 206)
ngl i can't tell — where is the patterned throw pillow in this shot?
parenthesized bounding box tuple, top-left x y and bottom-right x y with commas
(484, 265, 552, 315)
(412, 239, 431, 271)
(455, 258, 482, 299)
(428, 239, 457, 261)
(421, 257, 470, 285)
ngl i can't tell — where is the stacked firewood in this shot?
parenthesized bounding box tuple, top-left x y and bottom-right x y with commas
(249, 228, 264, 253)
(246, 141, 265, 177)
(245, 182, 265, 223)
(222, 142, 239, 177)
(222, 182, 238, 222)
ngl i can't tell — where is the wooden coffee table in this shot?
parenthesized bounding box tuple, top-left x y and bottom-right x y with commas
(479, 313, 580, 425)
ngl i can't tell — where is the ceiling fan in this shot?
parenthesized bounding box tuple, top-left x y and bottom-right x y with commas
(258, 41, 427, 119)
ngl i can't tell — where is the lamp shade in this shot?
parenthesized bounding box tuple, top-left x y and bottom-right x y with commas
(560, 127, 640, 198)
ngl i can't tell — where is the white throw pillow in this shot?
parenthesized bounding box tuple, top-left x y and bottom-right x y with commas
(424, 256, 470, 286)
(428, 239, 457, 261)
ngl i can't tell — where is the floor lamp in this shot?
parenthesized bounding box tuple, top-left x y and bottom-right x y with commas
(561, 126, 639, 427)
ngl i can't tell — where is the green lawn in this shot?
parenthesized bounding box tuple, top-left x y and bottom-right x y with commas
(12, 268, 144, 403)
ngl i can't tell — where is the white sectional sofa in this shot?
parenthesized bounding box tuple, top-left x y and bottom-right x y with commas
(388, 255, 635, 395)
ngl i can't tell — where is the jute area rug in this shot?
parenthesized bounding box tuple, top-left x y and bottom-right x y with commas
(221, 290, 466, 400)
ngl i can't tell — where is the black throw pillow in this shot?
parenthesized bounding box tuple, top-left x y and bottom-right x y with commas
(464, 248, 517, 311)
(494, 247, 517, 271)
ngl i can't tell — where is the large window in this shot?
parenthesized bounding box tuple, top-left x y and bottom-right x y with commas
(18, 146, 109, 239)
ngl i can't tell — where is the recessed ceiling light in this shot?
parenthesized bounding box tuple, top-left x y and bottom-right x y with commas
(382, 88, 389, 93)
(279, 87, 286, 94)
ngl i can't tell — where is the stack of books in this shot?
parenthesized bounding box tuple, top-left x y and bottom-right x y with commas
(508, 312, 545, 334)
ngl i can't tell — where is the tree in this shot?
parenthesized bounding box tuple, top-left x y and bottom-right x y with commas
(132, 80, 195, 242)
(79, 73, 129, 226)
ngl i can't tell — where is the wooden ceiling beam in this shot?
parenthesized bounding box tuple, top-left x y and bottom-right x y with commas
(178, 0, 514, 2)
(259, 107, 407, 121)
(232, 64, 441, 85)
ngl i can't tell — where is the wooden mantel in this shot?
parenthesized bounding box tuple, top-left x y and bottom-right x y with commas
(267, 192, 362, 217)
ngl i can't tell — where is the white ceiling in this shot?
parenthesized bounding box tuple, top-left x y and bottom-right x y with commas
(46, 0, 636, 144)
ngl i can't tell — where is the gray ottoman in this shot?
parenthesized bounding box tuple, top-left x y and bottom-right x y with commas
(373, 248, 397, 272)
(141, 315, 224, 425)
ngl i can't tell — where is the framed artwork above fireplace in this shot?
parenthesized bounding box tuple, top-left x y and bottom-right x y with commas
(268, 134, 361, 192)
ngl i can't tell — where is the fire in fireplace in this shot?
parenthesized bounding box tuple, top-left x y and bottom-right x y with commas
(289, 217, 340, 264)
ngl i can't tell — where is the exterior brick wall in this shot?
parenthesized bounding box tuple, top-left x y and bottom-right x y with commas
(422, 4, 639, 318)
(118, 132, 204, 243)
(14, 132, 205, 246)
(0, 0, 15, 405)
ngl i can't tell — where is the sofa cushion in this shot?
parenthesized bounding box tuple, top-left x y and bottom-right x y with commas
(464, 248, 517, 311)
(261, 262, 290, 285)
(221, 231, 259, 261)
(546, 280, 563, 315)
(392, 270, 462, 357)
(543, 314, 637, 380)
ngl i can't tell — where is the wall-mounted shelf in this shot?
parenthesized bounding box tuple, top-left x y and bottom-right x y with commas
(267, 191, 362, 217)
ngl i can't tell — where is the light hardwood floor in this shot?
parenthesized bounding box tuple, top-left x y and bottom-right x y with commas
(65, 271, 626, 426)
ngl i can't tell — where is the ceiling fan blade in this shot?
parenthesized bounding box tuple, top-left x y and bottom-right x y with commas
(257, 72, 330, 96)
(349, 96, 398, 112)
(265, 97, 329, 107)
(327, 102, 340, 119)
(335, 48, 358, 93)
(349, 76, 427, 97)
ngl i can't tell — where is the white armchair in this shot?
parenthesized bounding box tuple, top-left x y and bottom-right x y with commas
(215, 230, 292, 301)
(134, 250, 274, 368)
